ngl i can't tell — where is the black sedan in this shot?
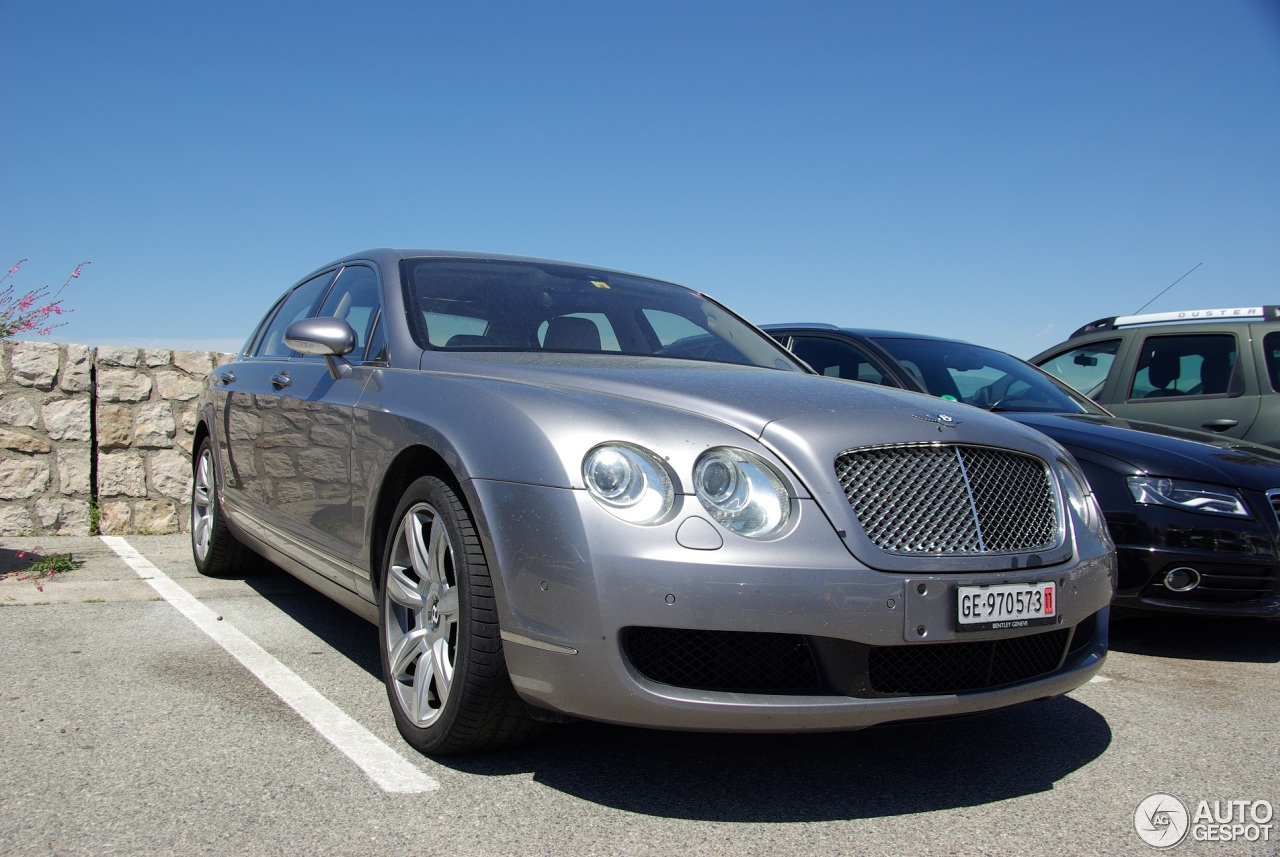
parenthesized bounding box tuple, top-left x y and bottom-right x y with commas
(765, 324, 1280, 618)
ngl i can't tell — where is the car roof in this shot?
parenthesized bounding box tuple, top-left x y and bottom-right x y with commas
(762, 323, 978, 347)
(316, 248, 679, 286)
(1065, 305, 1280, 339)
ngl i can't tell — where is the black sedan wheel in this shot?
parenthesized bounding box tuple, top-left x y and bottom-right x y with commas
(379, 476, 540, 755)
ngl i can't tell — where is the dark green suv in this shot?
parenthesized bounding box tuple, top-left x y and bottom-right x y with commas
(1031, 306, 1280, 450)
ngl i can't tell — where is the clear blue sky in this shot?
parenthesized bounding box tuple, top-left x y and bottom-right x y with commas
(4, 1, 1278, 357)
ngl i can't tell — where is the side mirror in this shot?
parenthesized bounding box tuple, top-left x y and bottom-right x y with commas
(284, 317, 357, 379)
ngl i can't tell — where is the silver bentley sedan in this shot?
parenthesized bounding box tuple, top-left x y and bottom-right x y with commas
(191, 249, 1115, 755)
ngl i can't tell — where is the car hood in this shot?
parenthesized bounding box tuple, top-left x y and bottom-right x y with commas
(1005, 412, 1280, 488)
(426, 352, 1057, 454)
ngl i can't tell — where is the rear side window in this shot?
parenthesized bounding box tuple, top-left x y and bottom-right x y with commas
(1129, 334, 1236, 399)
(1037, 340, 1120, 400)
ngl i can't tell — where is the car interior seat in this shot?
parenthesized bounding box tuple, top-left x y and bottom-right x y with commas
(444, 334, 490, 348)
(543, 316, 602, 352)
(1197, 351, 1232, 396)
(1142, 350, 1184, 397)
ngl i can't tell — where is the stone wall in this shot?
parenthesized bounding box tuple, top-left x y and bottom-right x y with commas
(0, 342, 93, 535)
(0, 340, 233, 536)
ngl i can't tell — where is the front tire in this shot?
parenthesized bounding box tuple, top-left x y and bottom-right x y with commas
(378, 475, 541, 755)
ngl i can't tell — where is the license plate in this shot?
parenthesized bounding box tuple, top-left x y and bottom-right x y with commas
(956, 582, 1056, 631)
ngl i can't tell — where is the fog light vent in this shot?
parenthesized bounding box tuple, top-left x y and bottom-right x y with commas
(1163, 567, 1201, 592)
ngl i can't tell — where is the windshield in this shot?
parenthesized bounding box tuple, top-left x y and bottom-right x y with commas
(873, 337, 1106, 415)
(402, 258, 802, 371)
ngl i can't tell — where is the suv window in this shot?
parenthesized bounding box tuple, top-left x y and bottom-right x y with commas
(1033, 307, 1278, 448)
(1128, 334, 1236, 400)
(252, 272, 335, 358)
(1036, 339, 1119, 399)
(1265, 332, 1280, 393)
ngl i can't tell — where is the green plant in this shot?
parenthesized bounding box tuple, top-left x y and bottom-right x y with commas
(4, 549, 82, 592)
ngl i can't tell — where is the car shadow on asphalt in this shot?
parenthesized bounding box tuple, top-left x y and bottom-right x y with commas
(1108, 614, 1280, 663)
(241, 563, 384, 679)
(236, 561, 1115, 821)
(441, 697, 1111, 821)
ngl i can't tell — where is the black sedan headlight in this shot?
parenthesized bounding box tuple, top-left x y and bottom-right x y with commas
(1126, 476, 1249, 518)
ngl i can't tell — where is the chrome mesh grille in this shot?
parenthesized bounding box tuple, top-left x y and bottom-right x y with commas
(836, 445, 1058, 555)
(1268, 489, 1280, 527)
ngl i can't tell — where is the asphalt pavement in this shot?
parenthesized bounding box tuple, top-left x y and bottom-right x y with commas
(1, 534, 1278, 856)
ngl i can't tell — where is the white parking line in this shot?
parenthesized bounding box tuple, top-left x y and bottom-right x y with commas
(101, 536, 439, 795)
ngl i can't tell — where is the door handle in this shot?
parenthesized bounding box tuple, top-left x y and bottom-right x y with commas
(270, 371, 291, 390)
(1201, 419, 1238, 432)
(217, 370, 236, 385)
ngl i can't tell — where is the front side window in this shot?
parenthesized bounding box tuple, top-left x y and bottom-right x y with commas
(317, 265, 383, 361)
(252, 271, 336, 358)
(402, 258, 801, 370)
(1036, 339, 1120, 400)
(787, 335, 889, 385)
(1128, 334, 1237, 400)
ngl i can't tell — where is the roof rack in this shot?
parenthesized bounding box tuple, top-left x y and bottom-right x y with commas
(1069, 306, 1280, 339)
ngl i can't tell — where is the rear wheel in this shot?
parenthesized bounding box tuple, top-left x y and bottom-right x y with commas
(378, 475, 541, 755)
(190, 437, 260, 577)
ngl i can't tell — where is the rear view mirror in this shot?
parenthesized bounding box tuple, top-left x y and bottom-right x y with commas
(1074, 353, 1098, 367)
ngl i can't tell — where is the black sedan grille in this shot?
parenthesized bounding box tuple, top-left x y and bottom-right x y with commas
(836, 444, 1059, 555)
(1142, 563, 1280, 603)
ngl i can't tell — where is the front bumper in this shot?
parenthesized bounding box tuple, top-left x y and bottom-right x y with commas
(1107, 499, 1280, 617)
(468, 480, 1115, 732)
(1112, 545, 1280, 618)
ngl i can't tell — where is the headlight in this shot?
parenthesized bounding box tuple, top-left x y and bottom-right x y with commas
(1055, 458, 1103, 533)
(1126, 476, 1249, 518)
(583, 443, 674, 524)
(693, 447, 790, 539)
